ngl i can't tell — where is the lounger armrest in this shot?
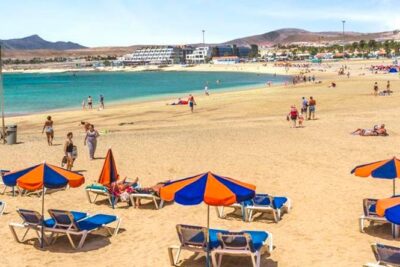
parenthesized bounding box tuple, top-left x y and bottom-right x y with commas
(130, 193, 159, 199)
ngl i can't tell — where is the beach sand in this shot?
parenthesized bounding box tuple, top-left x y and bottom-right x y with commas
(1, 60, 400, 266)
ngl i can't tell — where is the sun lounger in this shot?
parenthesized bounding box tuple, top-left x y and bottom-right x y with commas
(0, 201, 5, 216)
(85, 184, 118, 207)
(360, 198, 388, 233)
(129, 192, 164, 209)
(9, 209, 88, 247)
(217, 194, 291, 222)
(168, 224, 273, 266)
(45, 209, 121, 249)
(168, 224, 208, 266)
(364, 243, 400, 267)
(211, 231, 273, 267)
(245, 194, 291, 222)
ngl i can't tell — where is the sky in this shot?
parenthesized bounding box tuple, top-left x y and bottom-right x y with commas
(0, 0, 399, 47)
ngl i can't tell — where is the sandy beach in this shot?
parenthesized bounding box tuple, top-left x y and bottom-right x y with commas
(1, 60, 400, 266)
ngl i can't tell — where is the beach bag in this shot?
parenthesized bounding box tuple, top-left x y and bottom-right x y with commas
(72, 146, 78, 159)
(61, 156, 67, 167)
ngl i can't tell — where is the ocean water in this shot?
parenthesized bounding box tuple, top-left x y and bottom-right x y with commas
(2, 71, 290, 115)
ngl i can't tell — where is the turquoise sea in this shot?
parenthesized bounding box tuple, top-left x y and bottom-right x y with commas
(3, 71, 290, 115)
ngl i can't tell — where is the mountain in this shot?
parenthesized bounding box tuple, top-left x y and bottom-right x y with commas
(0, 35, 86, 50)
(223, 28, 400, 46)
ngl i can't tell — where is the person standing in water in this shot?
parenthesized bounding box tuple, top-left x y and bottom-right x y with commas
(84, 124, 99, 160)
(64, 132, 74, 170)
(88, 96, 93, 109)
(188, 94, 196, 113)
(42, 116, 54, 146)
(99, 94, 105, 109)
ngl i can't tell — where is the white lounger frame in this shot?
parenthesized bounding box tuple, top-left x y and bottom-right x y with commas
(217, 197, 291, 223)
(86, 187, 119, 207)
(47, 214, 121, 249)
(211, 232, 273, 267)
(129, 193, 164, 209)
(0, 201, 5, 216)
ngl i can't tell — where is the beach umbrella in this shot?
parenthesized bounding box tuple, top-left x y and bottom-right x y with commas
(3, 162, 85, 247)
(98, 149, 119, 208)
(375, 197, 400, 237)
(160, 171, 256, 266)
(351, 157, 400, 195)
(98, 149, 119, 187)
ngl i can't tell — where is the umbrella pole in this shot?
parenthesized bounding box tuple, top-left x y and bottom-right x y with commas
(394, 179, 396, 196)
(206, 205, 210, 267)
(41, 183, 45, 248)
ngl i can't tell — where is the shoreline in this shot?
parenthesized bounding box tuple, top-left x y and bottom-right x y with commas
(3, 69, 292, 118)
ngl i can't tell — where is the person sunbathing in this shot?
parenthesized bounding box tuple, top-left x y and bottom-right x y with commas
(110, 177, 169, 207)
(376, 124, 388, 136)
(352, 125, 388, 136)
(167, 98, 188, 105)
(352, 126, 378, 136)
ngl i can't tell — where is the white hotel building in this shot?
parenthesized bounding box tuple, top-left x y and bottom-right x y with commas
(121, 46, 183, 65)
(186, 47, 211, 64)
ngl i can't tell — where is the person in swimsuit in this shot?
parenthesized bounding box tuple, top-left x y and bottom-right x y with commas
(80, 121, 91, 132)
(42, 116, 54, 146)
(308, 96, 316, 120)
(99, 95, 104, 109)
(188, 94, 196, 113)
(84, 124, 99, 160)
(88, 96, 93, 109)
(64, 132, 74, 170)
(373, 82, 379, 96)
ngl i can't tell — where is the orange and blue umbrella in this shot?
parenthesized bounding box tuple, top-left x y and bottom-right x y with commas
(351, 157, 400, 195)
(160, 171, 256, 266)
(3, 162, 85, 247)
(98, 149, 119, 208)
(375, 197, 400, 237)
(98, 149, 119, 187)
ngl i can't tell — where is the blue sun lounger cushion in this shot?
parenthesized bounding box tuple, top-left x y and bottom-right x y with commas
(76, 214, 117, 231)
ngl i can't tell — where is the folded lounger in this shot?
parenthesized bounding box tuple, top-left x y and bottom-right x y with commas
(46, 209, 121, 249)
(217, 194, 291, 222)
(129, 192, 164, 209)
(168, 224, 273, 266)
(0, 201, 5, 216)
(211, 230, 273, 267)
(364, 243, 400, 267)
(85, 184, 118, 207)
(9, 209, 87, 246)
(360, 198, 388, 233)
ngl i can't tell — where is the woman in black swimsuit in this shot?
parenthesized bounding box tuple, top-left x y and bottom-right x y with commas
(64, 132, 74, 170)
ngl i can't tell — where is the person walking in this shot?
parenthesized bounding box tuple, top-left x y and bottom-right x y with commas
(301, 97, 308, 115)
(42, 116, 54, 146)
(204, 84, 209, 96)
(88, 96, 93, 109)
(386, 81, 391, 96)
(188, 94, 196, 113)
(64, 132, 74, 170)
(287, 105, 299, 128)
(99, 94, 105, 109)
(373, 82, 379, 96)
(308, 96, 316, 120)
(84, 124, 99, 160)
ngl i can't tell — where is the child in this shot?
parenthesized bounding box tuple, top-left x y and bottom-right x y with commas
(298, 113, 304, 127)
